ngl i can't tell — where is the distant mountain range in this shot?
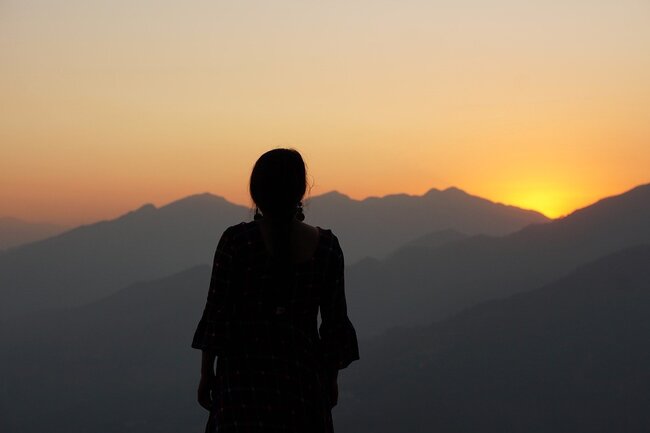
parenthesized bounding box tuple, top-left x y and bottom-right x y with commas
(1, 244, 648, 432)
(337, 245, 650, 433)
(304, 187, 548, 261)
(0, 264, 212, 433)
(0, 187, 547, 319)
(347, 183, 650, 336)
(0, 217, 68, 251)
(0, 193, 247, 319)
(2, 183, 649, 433)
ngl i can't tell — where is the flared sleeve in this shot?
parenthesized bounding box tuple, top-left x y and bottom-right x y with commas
(191, 226, 236, 353)
(318, 233, 360, 370)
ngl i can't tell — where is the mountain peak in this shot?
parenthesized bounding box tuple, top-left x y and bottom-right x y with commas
(161, 192, 230, 210)
(309, 190, 351, 202)
(136, 203, 156, 212)
(443, 186, 467, 195)
(423, 186, 468, 197)
(423, 187, 442, 196)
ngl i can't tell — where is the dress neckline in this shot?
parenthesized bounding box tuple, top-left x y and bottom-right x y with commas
(253, 220, 323, 265)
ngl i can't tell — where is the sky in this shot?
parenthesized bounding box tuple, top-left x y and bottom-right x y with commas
(1, 0, 649, 225)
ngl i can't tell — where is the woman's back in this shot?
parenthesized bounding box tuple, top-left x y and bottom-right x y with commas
(257, 219, 321, 264)
(192, 221, 359, 432)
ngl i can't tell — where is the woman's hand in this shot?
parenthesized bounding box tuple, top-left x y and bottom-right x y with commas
(197, 374, 216, 411)
(198, 350, 217, 410)
(323, 368, 339, 408)
(329, 376, 339, 408)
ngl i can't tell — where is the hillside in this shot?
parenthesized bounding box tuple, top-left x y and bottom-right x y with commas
(338, 245, 650, 433)
(347, 183, 650, 335)
(2, 245, 648, 433)
(0, 187, 546, 319)
(0, 216, 67, 250)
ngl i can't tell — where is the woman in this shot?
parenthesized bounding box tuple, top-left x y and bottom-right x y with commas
(192, 148, 360, 433)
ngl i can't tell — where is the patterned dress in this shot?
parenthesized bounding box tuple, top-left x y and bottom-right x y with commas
(192, 221, 360, 433)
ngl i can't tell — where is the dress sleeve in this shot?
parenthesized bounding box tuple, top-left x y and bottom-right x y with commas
(318, 233, 360, 370)
(191, 226, 236, 352)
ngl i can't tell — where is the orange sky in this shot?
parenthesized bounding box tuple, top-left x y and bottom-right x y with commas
(1, 0, 649, 225)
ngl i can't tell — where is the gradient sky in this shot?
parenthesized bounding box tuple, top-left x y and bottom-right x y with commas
(1, 0, 649, 225)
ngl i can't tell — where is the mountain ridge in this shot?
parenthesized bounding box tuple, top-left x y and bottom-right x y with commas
(0, 185, 549, 319)
(346, 182, 650, 336)
(339, 244, 650, 433)
(0, 216, 69, 251)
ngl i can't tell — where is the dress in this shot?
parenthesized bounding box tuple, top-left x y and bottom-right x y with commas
(191, 221, 360, 433)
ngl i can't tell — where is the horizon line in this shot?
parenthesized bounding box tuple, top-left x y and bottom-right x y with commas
(7, 181, 648, 229)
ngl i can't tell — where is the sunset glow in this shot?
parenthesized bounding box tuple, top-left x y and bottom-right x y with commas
(1, 0, 649, 225)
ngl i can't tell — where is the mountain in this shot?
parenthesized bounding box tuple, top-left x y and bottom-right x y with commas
(2, 244, 648, 433)
(0, 187, 546, 319)
(0, 216, 68, 250)
(306, 187, 547, 262)
(0, 265, 212, 433)
(337, 245, 650, 433)
(0, 193, 248, 319)
(346, 183, 650, 336)
(388, 228, 467, 255)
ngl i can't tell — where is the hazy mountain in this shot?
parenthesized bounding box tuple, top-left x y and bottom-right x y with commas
(390, 228, 467, 253)
(0, 188, 546, 319)
(0, 265, 212, 433)
(347, 183, 650, 336)
(0, 216, 68, 250)
(337, 245, 650, 433)
(306, 187, 547, 262)
(0, 193, 249, 319)
(2, 244, 648, 433)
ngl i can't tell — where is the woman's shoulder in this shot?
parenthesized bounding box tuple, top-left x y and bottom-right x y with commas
(220, 221, 258, 243)
(314, 226, 342, 253)
(221, 221, 342, 252)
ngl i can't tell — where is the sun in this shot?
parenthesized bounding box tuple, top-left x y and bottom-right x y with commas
(503, 189, 574, 219)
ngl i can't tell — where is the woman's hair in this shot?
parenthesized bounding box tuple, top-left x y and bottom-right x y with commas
(249, 148, 308, 266)
(249, 148, 307, 220)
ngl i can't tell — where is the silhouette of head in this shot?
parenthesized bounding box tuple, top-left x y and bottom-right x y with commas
(250, 148, 307, 221)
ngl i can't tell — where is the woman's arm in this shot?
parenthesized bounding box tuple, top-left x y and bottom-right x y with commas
(197, 349, 217, 411)
(192, 226, 236, 410)
(319, 233, 359, 408)
(318, 234, 360, 371)
(201, 349, 217, 377)
(326, 367, 339, 407)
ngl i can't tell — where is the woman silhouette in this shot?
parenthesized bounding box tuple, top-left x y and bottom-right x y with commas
(192, 148, 360, 432)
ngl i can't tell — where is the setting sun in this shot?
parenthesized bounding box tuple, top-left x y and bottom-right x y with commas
(503, 189, 575, 219)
